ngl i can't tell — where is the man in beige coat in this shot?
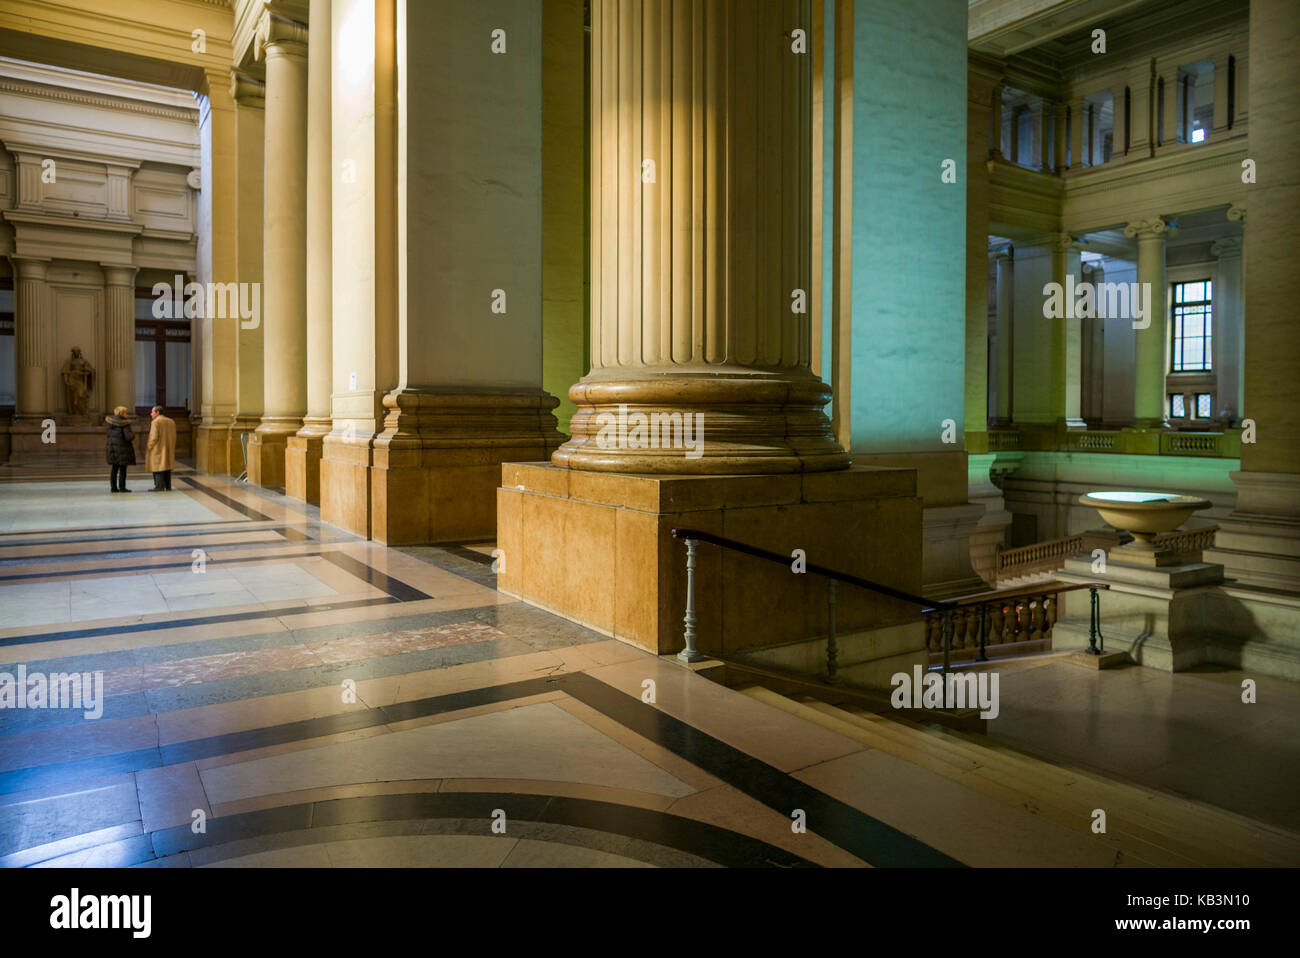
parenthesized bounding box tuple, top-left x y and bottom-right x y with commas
(146, 405, 177, 491)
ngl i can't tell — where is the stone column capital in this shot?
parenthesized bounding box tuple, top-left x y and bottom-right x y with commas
(255, 12, 308, 61)
(1227, 204, 1246, 223)
(230, 70, 266, 106)
(1211, 236, 1243, 258)
(1047, 231, 1081, 253)
(100, 264, 139, 287)
(1124, 218, 1168, 239)
(8, 255, 50, 280)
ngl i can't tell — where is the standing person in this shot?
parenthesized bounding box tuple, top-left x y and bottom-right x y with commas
(105, 405, 135, 493)
(146, 405, 177, 491)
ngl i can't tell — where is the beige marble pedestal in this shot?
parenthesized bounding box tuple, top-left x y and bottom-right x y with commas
(285, 420, 329, 505)
(497, 463, 924, 655)
(1053, 553, 1225, 672)
(322, 390, 564, 545)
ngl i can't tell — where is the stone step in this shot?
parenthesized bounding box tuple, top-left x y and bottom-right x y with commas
(736, 685, 1300, 866)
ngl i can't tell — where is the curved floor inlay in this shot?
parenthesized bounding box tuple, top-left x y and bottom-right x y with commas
(137, 792, 814, 868)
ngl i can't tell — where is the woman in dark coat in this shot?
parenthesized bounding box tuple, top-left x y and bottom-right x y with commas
(106, 404, 136, 493)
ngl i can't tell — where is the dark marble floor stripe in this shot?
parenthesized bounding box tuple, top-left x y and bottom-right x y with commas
(0, 537, 333, 568)
(318, 551, 430, 602)
(177, 477, 274, 522)
(0, 548, 333, 584)
(0, 518, 243, 539)
(558, 672, 965, 868)
(437, 545, 496, 568)
(0, 596, 399, 650)
(0, 676, 557, 794)
(0, 524, 316, 550)
(114, 792, 812, 868)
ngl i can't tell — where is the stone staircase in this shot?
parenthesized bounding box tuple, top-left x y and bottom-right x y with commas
(738, 685, 1300, 867)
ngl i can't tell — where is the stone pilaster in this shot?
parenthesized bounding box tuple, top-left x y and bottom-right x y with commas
(11, 256, 50, 419)
(247, 13, 309, 490)
(101, 265, 138, 415)
(1124, 218, 1169, 428)
(286, 0, 331, 505)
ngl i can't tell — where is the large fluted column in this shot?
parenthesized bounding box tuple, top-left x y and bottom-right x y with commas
(552, 0, 846, 475)
(229, 70, 266, 475)
(286, 0, 331, 505)
(1204, 0, 1300, 590)
(1125, 218, 1168, 428)
(247, 12, 308, 489)
(102, 265, 138, 414)
(11, 256, 50, 419)
(501, 0, 925, 655)
(194, 69, 241, 475)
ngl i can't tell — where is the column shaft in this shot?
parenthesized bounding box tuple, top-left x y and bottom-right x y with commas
(1126, 219, 1168, 427)
(231, 71, 266, 470)
(248, 14, 309, 489)
(287, 0, 333, 505)
(194, 70, 241, 474)
(12, 257, 50, 419)
(994, 251, 1013, 422)
(102, 266, 138, 414)
(1050, 233, 1083, 425)
(989, 84, 1004, 159)
(1053, 102, 1067, 172)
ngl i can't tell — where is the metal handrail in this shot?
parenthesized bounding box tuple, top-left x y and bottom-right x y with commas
(671, 528, 954, 612)
(670, 527, 1111, 695)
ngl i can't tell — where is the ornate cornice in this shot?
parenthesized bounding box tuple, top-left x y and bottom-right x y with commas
(0, 77, 199, 123)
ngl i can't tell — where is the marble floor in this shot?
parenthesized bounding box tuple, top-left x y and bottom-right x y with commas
(0, 465, 1296, 868)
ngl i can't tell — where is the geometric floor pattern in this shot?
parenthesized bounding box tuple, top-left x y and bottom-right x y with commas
(1, 466, 1296, 867)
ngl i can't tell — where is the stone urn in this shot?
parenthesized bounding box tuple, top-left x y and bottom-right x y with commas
(1078, 491, 1212, 565)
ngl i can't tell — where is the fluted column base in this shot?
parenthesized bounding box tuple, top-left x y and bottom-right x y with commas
(321, 388, 564, 544)
(554, 368, 849, 475)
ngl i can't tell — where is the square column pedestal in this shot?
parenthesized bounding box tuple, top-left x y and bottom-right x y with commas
(496, 463, 925, 656)
(1052, 551, 1225, 672)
